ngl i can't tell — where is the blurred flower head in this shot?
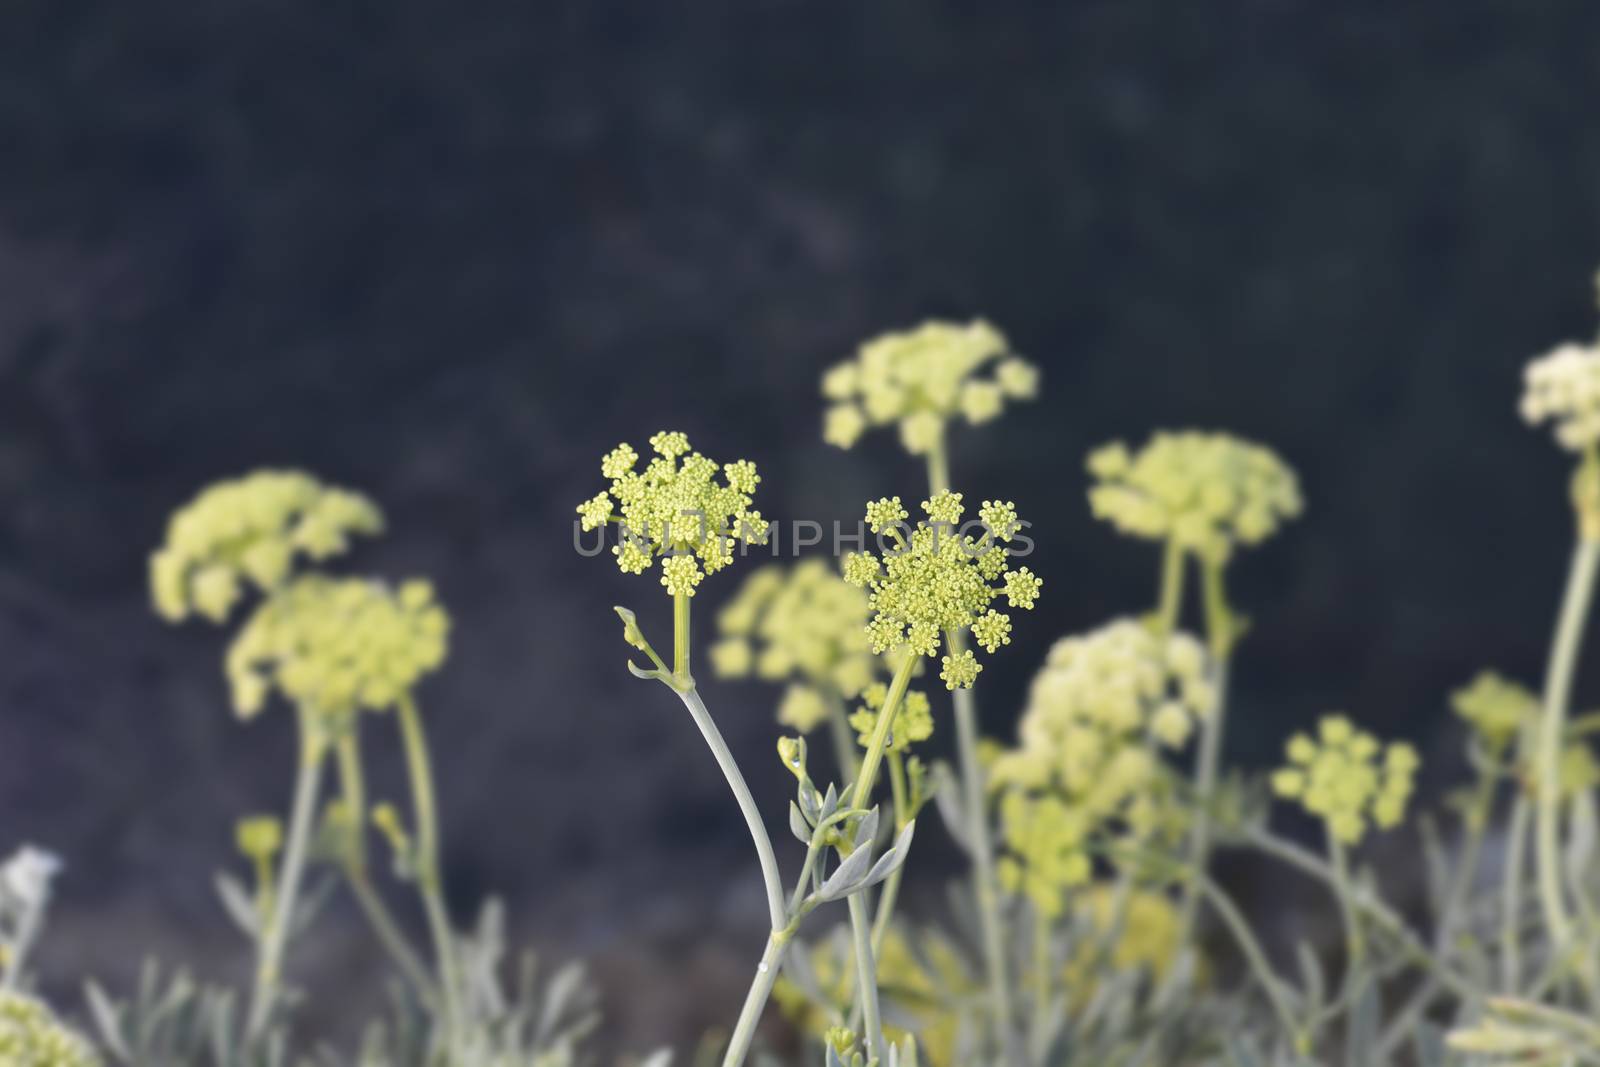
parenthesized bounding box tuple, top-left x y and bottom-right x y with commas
(0, 991, 100, 1067)
(150, 470, 382, 623)
(1522, 341, 1600, 452)
(577, 432, 767, 597)
(821, 320, 1038, 454)
(1452, 670, 1537, 752)
(712, 560, 879, 701)
(1086, 431, 1301, 564)
(848, 683, 933, 754)
(1271, 714, 1418, 844)
(226, 576, 449, 721)
(990, 620, 1210, 913)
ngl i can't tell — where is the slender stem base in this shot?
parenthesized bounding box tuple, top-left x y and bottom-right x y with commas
(247, 716, 327, 1040)
(398, 696, 463, 1049)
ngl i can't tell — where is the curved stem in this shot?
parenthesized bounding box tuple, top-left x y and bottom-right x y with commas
(397, 695, 463, 1049)
(1198, 873, 1305, 1049)
(1245, 828, 1476, 1001)
(246, 712, 327, 1040)
(1534, 536, 1600, 972)
(676, 685, 788, 931)
(1376, 768, 1496, 1055)
(333, 734, 437, 1007)
(1175, 653, 1231, 947)
(1155, 537, 1185, 635)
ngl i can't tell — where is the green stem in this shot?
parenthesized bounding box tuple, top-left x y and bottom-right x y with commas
(926, 434, 951, 497)
(1246, 828, 1476, 1001)
(1174, 558, 1234, 951)
(927, 424, 1019, 1064)
(826, 688, 863, 784)
(1534, 535, 1600, 974)
(675, 589, 693, 680)
(951, 640, 1021, 1064)
(1501, 793, 1530, 993)
(333, 734, 437, 1007)
(851, 656, 917, 811)
(1029, 906, 1053, 1064)
(721, 933, 787, 1067)
(1376, 767, 1497, 1055)
(397, 695, 463, 1049)
(675, 685, 789, 932)
(869, 752, 910, 955)
(1155, 537, 1185, 635)
(849, 892, 886, 1062)
(1198, 873, 1306, 1051)
(246, 712, 328, 1040)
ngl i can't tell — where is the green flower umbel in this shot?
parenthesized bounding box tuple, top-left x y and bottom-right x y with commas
(842, 491, 1040, 689)
(1271, 715, 1418, 844)
(0, 991, 100, 1067)
(576, 431, 768, 597)
(150, 470, 383, 623)
(225, 576, 450, 720)
(1086, 431, 1301, 564)
(821, 321, 1039, 454)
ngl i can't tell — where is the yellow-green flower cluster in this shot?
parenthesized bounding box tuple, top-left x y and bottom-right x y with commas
(1068, 884, 1183, 980)
(1521, 342, 1600, 451)
(1452, 670, 1537, 752)
(0, 991, 100, 1067)
(821, 320, 1039, 453)
(226, 576, 449, 720)
(842, 492, 1040, 689)
(576, 432, 768, 597)
(711, 561, 879, 705)
(150, 471, 382, 623)
(848, 682, 933, 754)
(1271, 715, 1418, 844)
(1086, 432, 1301, 563)
(989, 620, 1210, 912)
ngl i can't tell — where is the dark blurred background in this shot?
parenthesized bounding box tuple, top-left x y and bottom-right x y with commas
(4, 0, 1600, 1054)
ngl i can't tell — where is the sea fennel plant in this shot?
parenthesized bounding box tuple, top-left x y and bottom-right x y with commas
(823, 321, 1040, 1063)
(577, 428, 1039, 1066)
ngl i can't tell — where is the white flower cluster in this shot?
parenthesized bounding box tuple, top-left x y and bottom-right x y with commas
(1522, 342, 1600, 451)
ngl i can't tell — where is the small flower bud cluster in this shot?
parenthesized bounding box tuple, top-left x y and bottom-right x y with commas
(1521, 341, 1600, 451)
(150, 471, 382, 623)
(576, 432, 768, 597)
(0, 991, 100, 1067)
(821, 320, 1039, 453)
(226, 577, 449, 720)
(711, 561, 881, 711)
(988, 620, 1211, 912)
(1086, 432, 1301, 564)
(842, 492, 1040, 689)
(848, 682, 933, 754)
(1452, 670, 1537, 752)
(1271, 715, 1418, 844)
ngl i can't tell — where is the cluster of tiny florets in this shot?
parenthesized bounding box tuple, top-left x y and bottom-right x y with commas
(849, 682, 933, 753)
(0, 991, 100, 1067)
(842, 491, 1040, 688)
(150, 471, 383, 623)
(577, 432, 767, 597)
(1521, 342, 1600, 451)
(821, 320, 1039, 453)
(1271, 715, 1418, 844)
(989, 620, 1210, 913)
(1452, 670, 1537, 752)
(711, 561, 880, 706)
(1086, 432, 1302, 563)
(226, 576, 449, 720)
